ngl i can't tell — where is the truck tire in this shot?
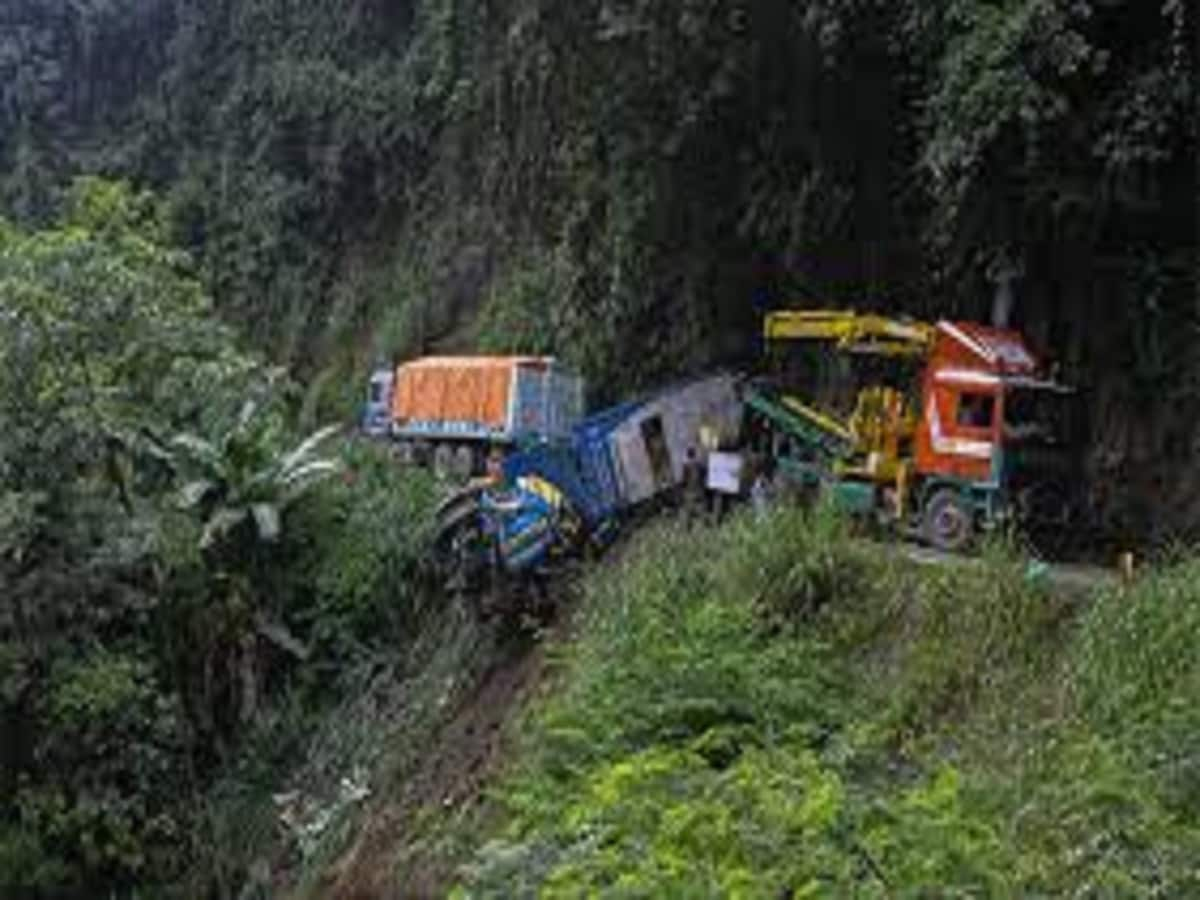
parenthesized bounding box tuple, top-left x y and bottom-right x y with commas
(452, 444, 475, 481)
(394, 440, 415, 465)
(923, 488, 973, 553)
(431, 495, 488, 595)
(432, 444, 455, 481)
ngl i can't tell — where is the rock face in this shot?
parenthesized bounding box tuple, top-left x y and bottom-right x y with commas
(0, 1, 174, 181)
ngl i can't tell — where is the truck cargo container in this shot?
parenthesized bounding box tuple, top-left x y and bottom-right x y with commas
(607, 373, 742, 506)
(362, 355, 584, 477)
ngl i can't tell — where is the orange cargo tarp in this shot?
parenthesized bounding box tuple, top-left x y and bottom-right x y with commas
(391, 356, 547, 429)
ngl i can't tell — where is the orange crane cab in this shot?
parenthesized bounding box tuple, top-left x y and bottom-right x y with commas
(755, 310, 1078, 551)
(913, 321, 1075, 550)
(917, 321, 1041, 481)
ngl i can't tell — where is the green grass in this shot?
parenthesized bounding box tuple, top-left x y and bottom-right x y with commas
(452, 503, 1200, 897)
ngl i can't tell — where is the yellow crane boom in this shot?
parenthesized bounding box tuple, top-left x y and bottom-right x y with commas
(763, 309, 934, 357)
(760, 308, 933, 498)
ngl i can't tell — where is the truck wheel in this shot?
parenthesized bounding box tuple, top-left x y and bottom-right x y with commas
(432, 444, 455, 481)
(394, 441, 415, 465)
(452, 444, 475, 481)
(432, 499, 488, 596)
(923, 488, 973, 553)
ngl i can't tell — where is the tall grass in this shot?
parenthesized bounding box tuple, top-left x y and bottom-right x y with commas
(456, 504, 1200, 896)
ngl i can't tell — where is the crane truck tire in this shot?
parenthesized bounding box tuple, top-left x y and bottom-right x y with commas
(923, 488, 974, 553)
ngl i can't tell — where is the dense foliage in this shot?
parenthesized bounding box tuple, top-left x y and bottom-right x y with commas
(0, 180, 438, 894)
(454, 507, 1200, 896)
(2, 4, 1192, 449)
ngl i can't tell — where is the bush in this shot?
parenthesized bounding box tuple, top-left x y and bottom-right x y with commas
(290, 440, 440, 664)
(459, 507, 883, 895)
(4, 653, 189, 891)
(524, 511, 863, 774)
(466, 740, 857, 897)
(1073, 560, 1200, 818)
(887, 539, 1065, 735)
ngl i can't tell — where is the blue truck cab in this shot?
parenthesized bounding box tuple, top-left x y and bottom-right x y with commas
(361, 368, 394, 437)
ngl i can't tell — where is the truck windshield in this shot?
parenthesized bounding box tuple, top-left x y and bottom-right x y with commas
(1004, 388, 1071, 444)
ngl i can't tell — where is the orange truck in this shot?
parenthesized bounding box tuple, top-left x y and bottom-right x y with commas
(362, 356, 584, 477)
(747, 310, 1081, 552)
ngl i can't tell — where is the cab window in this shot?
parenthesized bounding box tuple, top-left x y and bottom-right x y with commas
(955, 392, 995, 429)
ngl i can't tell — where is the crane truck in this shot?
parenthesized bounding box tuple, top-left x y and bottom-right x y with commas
(746, 309, 1079, 551)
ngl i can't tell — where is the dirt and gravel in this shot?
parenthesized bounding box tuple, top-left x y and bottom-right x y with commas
(315, 608, 570, 899)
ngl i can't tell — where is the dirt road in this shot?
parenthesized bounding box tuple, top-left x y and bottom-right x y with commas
(901, 544, 1117, 596)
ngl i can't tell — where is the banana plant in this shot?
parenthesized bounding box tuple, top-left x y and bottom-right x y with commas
(169, 397, 342, 551)
(167, 398, 342, 724)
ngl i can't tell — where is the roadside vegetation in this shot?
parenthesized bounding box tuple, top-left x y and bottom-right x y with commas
(451, 504, 1200, 896)
(0, 179, 443, 895)
(4, 184, 1199, 896)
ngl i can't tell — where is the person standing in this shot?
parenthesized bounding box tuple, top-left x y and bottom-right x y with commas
(681, 446, 705, 525)
(750, 455, 774, 520)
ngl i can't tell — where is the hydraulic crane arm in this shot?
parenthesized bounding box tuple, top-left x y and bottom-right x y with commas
(763, 309, 934, 358)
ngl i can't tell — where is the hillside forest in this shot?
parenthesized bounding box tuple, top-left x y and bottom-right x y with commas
(0, 0, 1197, 897)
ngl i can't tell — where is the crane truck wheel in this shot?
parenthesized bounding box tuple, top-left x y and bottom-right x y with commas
(923, 488, 974, 553)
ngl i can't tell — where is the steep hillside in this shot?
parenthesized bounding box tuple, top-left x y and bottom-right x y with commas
(251, 504, 1200, 896)
(3, 4, 1195, 538)
(62, 491, 1175, 898)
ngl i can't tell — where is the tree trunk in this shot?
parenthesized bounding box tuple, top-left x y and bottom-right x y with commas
(238, 631, 259, 725)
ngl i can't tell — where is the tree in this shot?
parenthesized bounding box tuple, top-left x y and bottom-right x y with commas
(167, 384, 341, 725)
(0, 178, 263, 889)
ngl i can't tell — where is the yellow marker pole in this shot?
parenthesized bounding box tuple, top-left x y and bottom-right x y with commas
(895, 463, 909, 520)
(1118, 551, 1135, 584)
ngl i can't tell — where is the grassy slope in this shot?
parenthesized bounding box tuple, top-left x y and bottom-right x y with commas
(437, 504, 1200, 897)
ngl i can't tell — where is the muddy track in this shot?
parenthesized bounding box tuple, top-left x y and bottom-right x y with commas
(900, 544, 1118, 596)
(318, 611, 568, 899)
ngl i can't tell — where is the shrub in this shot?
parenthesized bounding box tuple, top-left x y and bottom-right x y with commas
(1072, 560, 1200, 819)
(6, 652, 189, 891)
(885, 538, 1066, 735)
(466, 740, 857, 897)
(290, 440, 440, 664)
(459, 506, 877, 895)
